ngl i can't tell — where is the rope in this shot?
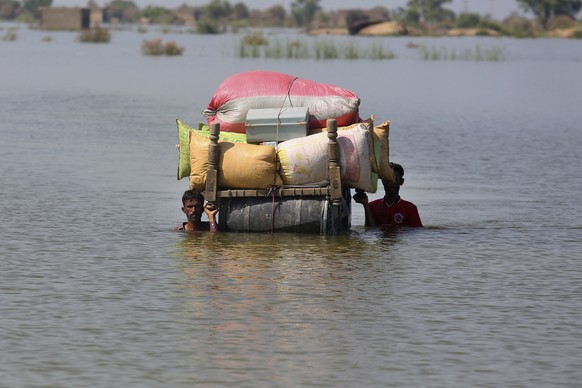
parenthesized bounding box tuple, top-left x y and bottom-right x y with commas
(275, 76, 299, 144)
(267, 186, 276, 233)
(272, 76, 299, 188)
(269, 76, 299, 232)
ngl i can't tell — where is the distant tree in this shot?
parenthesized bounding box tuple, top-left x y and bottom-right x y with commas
(390, 6, 402, 20)
(106, 0, 140, 23)
(547, 14, 577, 29)
(345, 10, 366, 34)
(22, 0, 52, 19)
(247, 6, 285, 27)
(193, 0, 233, 33)
(313, 10, 330, 27)
(390, 6, 404, 21)
(516, 0, 582, 28)
(265, 5, 286, 26)
(456, 12, 481, 28)
(196, 18, 221, 34)
(0, 0, 20, 20)
(174, 4, 196, 23)
(403, 7, 422, 25)
(440, 8, 456, 25)
(142, 6, 172, 24)
(406, 0, 452, 23)
(502, 13, 538, 37)
(291, 0, 321, 26)
(201, 0, 232, 20)
(232, 2, 249, 19)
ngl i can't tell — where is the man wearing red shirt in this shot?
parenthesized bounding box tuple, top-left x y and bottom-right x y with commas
(353, 163, 423, 227)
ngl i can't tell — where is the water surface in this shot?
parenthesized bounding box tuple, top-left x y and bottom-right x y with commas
(1, 26, 581, 387)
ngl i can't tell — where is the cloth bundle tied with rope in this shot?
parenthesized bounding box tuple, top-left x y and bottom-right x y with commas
(203, 70, 361, 134)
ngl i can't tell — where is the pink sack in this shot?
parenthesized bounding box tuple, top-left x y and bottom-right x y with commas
(203, 71, 361, 133)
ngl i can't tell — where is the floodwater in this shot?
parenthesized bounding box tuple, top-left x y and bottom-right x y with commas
(1, 25, 581, 387)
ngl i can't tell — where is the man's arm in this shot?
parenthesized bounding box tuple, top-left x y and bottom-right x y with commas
(204, 205, 219, 233)
(353, 190, 376, 227)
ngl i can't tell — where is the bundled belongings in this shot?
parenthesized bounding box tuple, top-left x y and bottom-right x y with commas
(188, 129, 283, 191)
(372, 119, 395, 183)
(245, 107, 310, 143)
(174, 71, 397, 234)
(202, 70, 361, 134)
(278, 120, 376, 192)
(177, 116, 395, 193)
(176, 119, 246, 180)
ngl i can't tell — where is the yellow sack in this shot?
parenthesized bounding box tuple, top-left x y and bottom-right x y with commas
(373, 120, 396, 183)
(177, 119, 246, 180)
(218, 143, 282, 189)
(188, 130, 210, 191)
(189, 131, 282, 191)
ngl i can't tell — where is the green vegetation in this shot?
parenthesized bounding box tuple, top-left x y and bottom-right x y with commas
(142, 5, 173, 24)
(237, 38, 308, 59)
(418, 44, 506, 61)
(314, 40, 339, 59)
(78, 27, 111, 43)
(107, 0, 140, 23)
(291, 0, 321, 27)
(241, 31, 269, 45)
(162, 40, 184, 55)
(195, 19, 222, 34)
(454, 12, 505, 34)
(405, 0, 454, 24)
(141, 38, 184, 55)
(516, 0, 581, 29)
(22, 0, 51, 20)
(236, 34, 396, 60)
(547, 14, 578, 29)
(369, 42, 397, 59)
(2, 27, 18, 42)
(0, 0, 581, 40)
(2, 29, 17, 41)
(502, 15, 539, 38)
(455, 12, 481, 28)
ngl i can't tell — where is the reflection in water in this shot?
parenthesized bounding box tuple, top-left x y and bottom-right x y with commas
(2, 27, 582, 386)
(171, 231, 407, 380)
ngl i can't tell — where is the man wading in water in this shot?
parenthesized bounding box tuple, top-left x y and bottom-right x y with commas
(353, 163, 422, 227)
(176, 189, 218, 232)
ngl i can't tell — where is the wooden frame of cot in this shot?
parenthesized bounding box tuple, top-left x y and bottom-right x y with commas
(202, 119, 348, 234)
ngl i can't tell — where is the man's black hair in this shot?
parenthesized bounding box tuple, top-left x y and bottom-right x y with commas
(182, 189, 204, 204)
(389, 162, 404, 177)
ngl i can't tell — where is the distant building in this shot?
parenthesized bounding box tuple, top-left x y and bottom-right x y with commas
(39, 7, 95, 30)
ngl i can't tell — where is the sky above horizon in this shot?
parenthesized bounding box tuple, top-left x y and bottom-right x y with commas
(52, 0, 525, 21)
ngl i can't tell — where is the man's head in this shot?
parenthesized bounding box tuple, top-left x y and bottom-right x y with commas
(182, 189, 205, 222)
(382, 163, 405, 199)
(390, 163, 404, 181)
(182, 189, 204, 204)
